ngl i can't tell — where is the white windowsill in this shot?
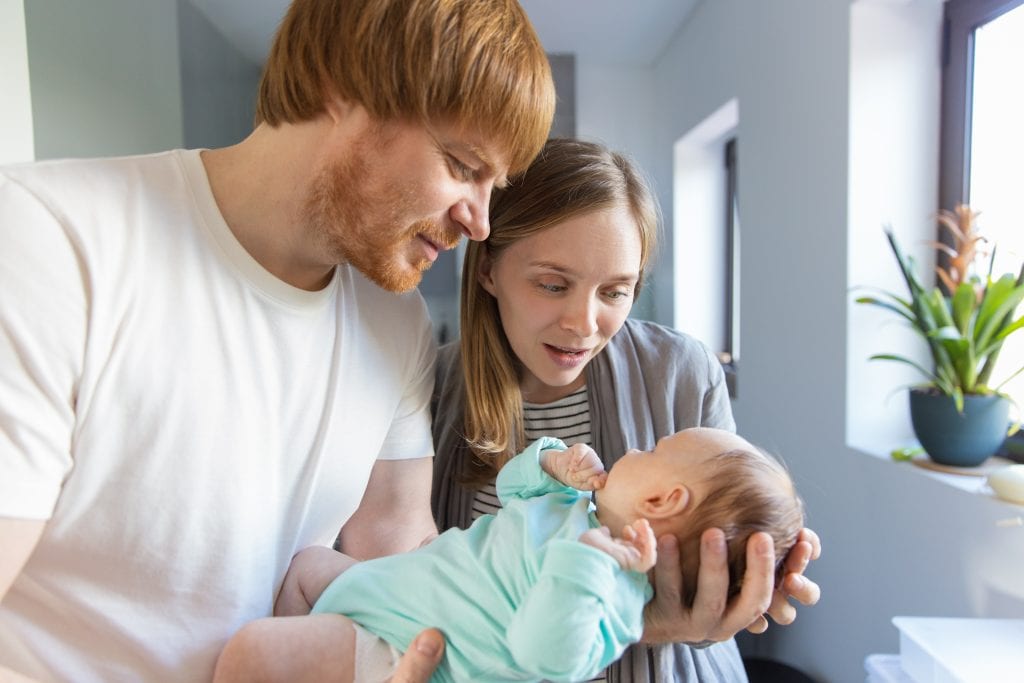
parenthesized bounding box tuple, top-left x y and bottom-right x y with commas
(848, 435, 1024, 507)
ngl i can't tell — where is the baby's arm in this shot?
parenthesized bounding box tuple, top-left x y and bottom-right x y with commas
(505, 528, 654, 680)
(214, 614, 358, 683)
(579, 519, 658, 573)
(540, 443, 608, 490)
(275, 546, 357, 617)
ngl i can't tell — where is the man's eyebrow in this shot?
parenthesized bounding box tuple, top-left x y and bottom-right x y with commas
(462, 143, 508, 188)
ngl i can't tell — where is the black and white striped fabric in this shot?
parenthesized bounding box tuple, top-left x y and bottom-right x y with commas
(470, 386, 592, 521)
(469, 386, 606, 683)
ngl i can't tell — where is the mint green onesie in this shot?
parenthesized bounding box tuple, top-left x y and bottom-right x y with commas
(312, 436, 653, 682)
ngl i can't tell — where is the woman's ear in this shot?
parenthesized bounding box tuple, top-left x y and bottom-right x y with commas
(638, 484, 690, 519)
(477, 251, 497, 296)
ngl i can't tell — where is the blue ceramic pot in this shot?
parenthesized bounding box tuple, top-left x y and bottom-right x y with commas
(908, 388, 1010, 467)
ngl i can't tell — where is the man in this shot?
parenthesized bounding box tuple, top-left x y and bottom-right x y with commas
(0, 0, 553, 680)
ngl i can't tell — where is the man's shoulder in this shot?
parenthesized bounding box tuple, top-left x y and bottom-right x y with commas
(1, 150, 190, 209)
(2, 149, 185, 181)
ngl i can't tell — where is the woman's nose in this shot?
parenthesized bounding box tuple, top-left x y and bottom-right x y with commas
(561, 296, 598, 338)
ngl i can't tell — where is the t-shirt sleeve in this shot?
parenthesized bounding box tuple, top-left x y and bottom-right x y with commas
(374, 294, 437, 461)
(0, 175, 85, 519)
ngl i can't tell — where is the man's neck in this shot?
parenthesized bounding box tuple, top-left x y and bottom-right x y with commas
(200, 121, 335, 291)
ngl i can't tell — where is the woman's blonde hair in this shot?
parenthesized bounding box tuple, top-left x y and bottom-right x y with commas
(459, 138, 661, 484)
(255, 0, 554, 175)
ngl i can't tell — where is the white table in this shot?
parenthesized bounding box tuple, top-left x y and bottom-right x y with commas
(864, 617, 1024, 683)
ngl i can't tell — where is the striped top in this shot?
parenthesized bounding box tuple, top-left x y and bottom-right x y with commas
(470, 386, 606, 683)
(470, 386, 592, 521)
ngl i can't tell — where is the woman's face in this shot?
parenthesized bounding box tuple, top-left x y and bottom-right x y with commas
(479, 205, 643, 404)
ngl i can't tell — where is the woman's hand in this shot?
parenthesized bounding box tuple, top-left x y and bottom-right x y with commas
(642, 527, 821, 644)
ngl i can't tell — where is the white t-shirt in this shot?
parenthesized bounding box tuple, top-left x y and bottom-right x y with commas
(0, 150, 436, 681)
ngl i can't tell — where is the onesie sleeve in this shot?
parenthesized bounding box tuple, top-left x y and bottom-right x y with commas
(505, 539, 651, 681)
(495, 436, 585, 506)
(0, 175, 86, 518)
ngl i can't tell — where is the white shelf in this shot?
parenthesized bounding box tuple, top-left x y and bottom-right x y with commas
(875, 617, 1024, 682)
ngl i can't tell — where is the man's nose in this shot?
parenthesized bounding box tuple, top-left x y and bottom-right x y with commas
(450, 185, 491, 241)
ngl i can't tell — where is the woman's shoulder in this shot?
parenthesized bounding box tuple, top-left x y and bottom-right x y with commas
(612, 318, 716, 359)
(435, 340, 462, 380)
(604, 318, 724, 388)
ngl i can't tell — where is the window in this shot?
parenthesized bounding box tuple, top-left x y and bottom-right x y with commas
(940, 0, 1024, 404)
(672, 99, 739, 396)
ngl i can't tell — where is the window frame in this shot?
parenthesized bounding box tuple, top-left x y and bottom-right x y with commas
(721, 136, 738, 397)
(940, 0, 1024, 462)
(939, 0, 1024, 212)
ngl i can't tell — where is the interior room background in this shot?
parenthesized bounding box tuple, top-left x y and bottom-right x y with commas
(4, 1, 1022, 681)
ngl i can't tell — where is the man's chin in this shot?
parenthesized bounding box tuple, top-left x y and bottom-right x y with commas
(363, 262, 430, 293)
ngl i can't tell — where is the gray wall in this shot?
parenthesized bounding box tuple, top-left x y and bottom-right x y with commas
(178, 0, 262, 150)
(25, 0, 184, 159)
(575, 1, 1024, 680)
(20, 0, 261, 162)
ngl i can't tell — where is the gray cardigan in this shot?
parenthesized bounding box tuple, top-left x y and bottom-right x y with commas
(431, 318, 748, 682)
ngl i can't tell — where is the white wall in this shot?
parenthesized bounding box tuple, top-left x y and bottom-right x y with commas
(847, 1, 943, 457)
(672, 99, 739, 358)
(24, 0, 184, 159)
(0, 1, 34, 165)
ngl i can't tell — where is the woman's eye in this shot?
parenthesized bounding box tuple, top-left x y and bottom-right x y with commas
(605, 290, 632, 301)
(539, 283, 566, 293)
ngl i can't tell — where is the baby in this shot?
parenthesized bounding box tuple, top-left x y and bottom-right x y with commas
(214, 427, 804, 683)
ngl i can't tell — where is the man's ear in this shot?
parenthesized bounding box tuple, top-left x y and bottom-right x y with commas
(323, 92, 357, 126)
(477, 251, 497, 296)
(638, 484, 690, 519)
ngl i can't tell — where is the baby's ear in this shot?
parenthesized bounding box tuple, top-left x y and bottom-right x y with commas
(638, 484, 690, 519)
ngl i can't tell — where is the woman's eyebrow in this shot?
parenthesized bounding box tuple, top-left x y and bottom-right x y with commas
(528, 262, 640, 282)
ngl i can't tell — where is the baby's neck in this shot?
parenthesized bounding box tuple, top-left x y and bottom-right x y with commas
(593, 498, 630, 539)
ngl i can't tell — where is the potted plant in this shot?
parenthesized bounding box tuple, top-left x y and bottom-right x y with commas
(856, 204, 1024, 467)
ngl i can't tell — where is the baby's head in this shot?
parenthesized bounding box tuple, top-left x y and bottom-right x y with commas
(598, 427, 804, 607)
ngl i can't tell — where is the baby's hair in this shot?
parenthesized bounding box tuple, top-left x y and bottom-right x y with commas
(675, 447, 804, 608)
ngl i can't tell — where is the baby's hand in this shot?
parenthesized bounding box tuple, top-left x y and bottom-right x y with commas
(579, 519, 657, 573)
(541, 444, 607, 490)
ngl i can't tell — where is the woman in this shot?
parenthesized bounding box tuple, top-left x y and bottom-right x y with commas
(431, 138, 820, 681)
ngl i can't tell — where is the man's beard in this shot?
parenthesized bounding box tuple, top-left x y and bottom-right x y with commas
(304, 148, 460, 293)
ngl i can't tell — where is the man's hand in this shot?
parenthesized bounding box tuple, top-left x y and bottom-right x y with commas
(388, 629, 445, 682)
(760, 527, 822, 630)
(642, 527, 822, 645)
(540, 444, 607, 490)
